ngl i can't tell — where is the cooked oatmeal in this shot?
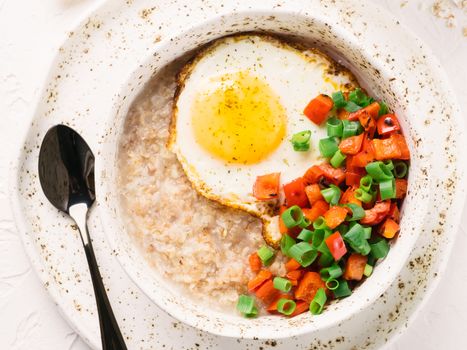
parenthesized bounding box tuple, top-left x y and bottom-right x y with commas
(117, 61, 285, 309)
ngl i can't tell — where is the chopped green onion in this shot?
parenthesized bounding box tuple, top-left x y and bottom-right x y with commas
(369, 187, 378, 201)
(344, 101, 362, 112)
(344, 223, 371, 255)
(367, 254, 377, 266)
(325, 278, 340, 290)
(336, 223, 349, 235)
(333, 279, 352, 298)
(299, 217, 311, 228)
(291, 130, 311, 152)
(320, 263, 343, 280)
(281, 205, 310, 228)
(363, 226, 372, 240)
(297, 228, 314, 242)
(359, 241, 371, 256)
(363, 264, 373, 277)
(273, 277, 292, 292)
(383, 160, 394, 171)
(348, 221, 358, 228)
(332, 91, 347, 108)
(311, 229, 326, 249)
(310, 288, 327, 315)
(280, 234, 296, 257)
(257, 245, 275, 266)
(237, 295, 256, 315)
(330, 149, 347, 168)
(316, 230, 332, 253)
(365, 161, 394, 182)
(342, 120, 362, 138)
(277, 298, 296, 316)
(318, 251, 334, 267)
(354, 188, 373, 203)
(345, 203, 365, 221)
(244, 306, 258, 318)
(319, 137, 340, 158)
(393, 161, 408, 178)
(321, 185, 341, 206)
(288, 242, 317, 267)
(348, 88, 372, 107)
(378, 101, 389, 116)
(379, 178, 396, 200)
(370, 238, 390, 259)
(326, 117, 343, 137)
(313, 217, 328, 230)
(360, 175, 373, 192)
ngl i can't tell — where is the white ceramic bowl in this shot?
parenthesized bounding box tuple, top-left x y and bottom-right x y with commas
(96, 4, 460, 340)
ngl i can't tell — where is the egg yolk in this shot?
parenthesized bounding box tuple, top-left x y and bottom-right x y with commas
(191, 71, 286, 164)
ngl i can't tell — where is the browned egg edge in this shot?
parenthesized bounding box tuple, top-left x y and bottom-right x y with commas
(167, 33, 360, 248)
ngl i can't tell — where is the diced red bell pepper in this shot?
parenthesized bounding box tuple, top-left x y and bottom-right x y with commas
(357, 110, 376, 138)
(380, 218, 400, 239)
(324, 206, 348, 229)
(303, 165, 324, 185)
(325, 231, 347, 261)
(302, 200, 329, 223)
(372, 136, 401, 160)
(248, 269, 272, 291)
(303, 163, 345, 186)
(337, 108, 350, 120)
(343, 254, 367, 281)
(395, 178, 408, 199)
(286, 269, 303, 286)
(303, 94, 334, 125)
(305, 184, 323, 206)
(248, 252, 262, 273)
(351, 134, 375, 167)
(392, 133, 410, 160)
(345, 166, 366, 187)
(289, 301, 310, 317)
(256, 279, 280, 305)
(376, 114, 401, 135)
(373, 133, 410, 160)
(388, 202, 400, 223)
(285, 258, 301, 272)
(339, 133, 364, 155)
(360, 200, 391, 225)
(318, 163, 346, 185)
(283, 177, 308, 208)
(253, 172, 280, 200)
(340, 186, 362, 206)
(294, 272, 326, 302)
(348, 102, 380, 121)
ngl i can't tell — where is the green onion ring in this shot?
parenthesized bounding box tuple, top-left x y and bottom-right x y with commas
(309, 288, 327, 315)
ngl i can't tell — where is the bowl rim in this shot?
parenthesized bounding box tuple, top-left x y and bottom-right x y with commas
(96, 7, 449, 339)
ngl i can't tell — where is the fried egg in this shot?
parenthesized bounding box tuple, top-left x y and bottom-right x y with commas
(168, 35, 357, 247)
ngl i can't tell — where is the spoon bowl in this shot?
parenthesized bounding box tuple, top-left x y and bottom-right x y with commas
(38, 125, 127, 350)
(38, 125, 95, 211)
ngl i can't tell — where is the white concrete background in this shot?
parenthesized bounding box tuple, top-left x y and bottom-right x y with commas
(0, 1, 466, 349)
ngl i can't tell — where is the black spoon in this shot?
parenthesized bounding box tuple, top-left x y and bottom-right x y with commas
(38, 125, 127, 350)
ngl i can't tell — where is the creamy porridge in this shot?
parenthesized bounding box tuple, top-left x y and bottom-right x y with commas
(117, 60, 285, 309)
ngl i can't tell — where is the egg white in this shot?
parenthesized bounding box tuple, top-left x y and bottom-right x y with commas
(169, 35, 357, 246)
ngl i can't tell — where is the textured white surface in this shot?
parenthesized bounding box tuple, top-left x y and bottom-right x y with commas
(0, 1, 466, 349)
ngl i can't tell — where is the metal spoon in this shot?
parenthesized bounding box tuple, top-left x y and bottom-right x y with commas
(38, 125, 127, 350)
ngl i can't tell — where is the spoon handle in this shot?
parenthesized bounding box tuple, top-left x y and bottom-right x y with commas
(70, 204, 127, 350)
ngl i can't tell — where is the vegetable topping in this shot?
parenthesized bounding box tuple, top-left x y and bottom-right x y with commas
(241, 88, 409, 318)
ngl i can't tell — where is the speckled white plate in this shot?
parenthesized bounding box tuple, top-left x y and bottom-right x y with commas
(9, 0, 466, 349)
